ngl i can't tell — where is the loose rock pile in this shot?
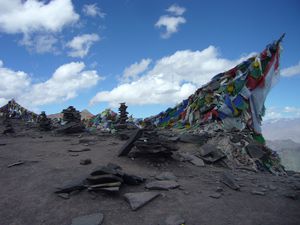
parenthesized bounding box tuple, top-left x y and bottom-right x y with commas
(55, 163, 145, 196)
(38, 111, 51, 131)
(56, 106, 85, 134)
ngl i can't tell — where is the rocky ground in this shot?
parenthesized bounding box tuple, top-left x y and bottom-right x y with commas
(0, 118, 300, 225)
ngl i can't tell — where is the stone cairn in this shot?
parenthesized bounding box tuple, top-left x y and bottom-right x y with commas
(38, 111, 51, 131)
(56, 106, 84, 133)
(62, 106, 81, 123)
(115, 103, 128, 129)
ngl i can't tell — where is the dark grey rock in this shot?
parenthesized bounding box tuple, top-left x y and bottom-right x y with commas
(283, 192, 298, 200)
(124, 192, 160, 211)
(71, 213, 104, 225)
(80, 159, 92, 165)
(246, 143, 265, 159)
(179, 133, 209, 145)
(118, 129, 142, 156)
(58, 193, 70, 199)
(251, 190, 265, 196)
(178, 152, 205, 167)
(68, 148, 91, 153)
(86, 174, 123, 184)
(209, 193, 222, 199)
(55, 179, 86, 194)
(155, 172, 177, 181)
(162, 214, 185, 225)
(146, 180, 179, 190)
(123, 173, 145, 185)
(56, 122, 85, 134)
(220, 172, 240, 191)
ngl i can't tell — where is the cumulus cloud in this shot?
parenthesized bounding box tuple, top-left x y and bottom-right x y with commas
(0, 0, 79, 34)
(67, 33, 100, 58)
(121, 58, 152, 83)
(83, 3, 106, 18)
(265, 106, 300, 120)
(0, 60, 103, 109)
(155, 4, 186, 39)
(281, 61, 300, 77)
(166, 4, 186, 16)
(20, 34, 59, 54)
(90, 46, 253, 107)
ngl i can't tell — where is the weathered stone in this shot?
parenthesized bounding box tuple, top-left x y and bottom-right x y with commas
(124, 192, 160, 211)
(71, 213, 104, 225)
(155, 172, 177, 181)
(56, 121, 85, 134)
(68, 148, 91, 153)
(7, 161, 25, 168)
(123, 173, 145, 185)
(80, 159, 92, 165)
(58, 193, 70, 199)
(251, 190, 265, 196)
(178, 152, 205, 167)
(220, 172, 240, 191)
(199, 143, 217, 156)
(246, 143, 265, 159)
(162, 214, 185, 225)
(87, 174, 123, 184)
(146, 180, 179, 190)
(179, 133, 209, 145)
(283, 192, 298, 200)
(118, 129, 142, 156)
(209, 193, 222, 199)
(55, 180, 86, 194)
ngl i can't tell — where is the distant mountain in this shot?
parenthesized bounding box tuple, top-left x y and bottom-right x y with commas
(47, 113, 63, 119)
(262, 117, 300, 143)
(47, 109, 94, 120)
(266, 139, 300, 172)
(80, 109, 94, 120)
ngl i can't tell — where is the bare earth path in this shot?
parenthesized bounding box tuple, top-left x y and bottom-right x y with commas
(0, 120, 299, 225)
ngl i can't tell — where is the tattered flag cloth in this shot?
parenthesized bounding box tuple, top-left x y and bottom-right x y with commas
(149, 35, 283, 135)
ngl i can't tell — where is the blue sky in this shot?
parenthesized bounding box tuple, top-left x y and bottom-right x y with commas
(0, 0, 300, 119)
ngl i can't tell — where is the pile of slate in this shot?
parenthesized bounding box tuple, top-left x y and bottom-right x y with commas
(55, 163, 145, 197)
(118, 129, 178, 158)
(114, 102, 129, 130)
(56, 106, 85, 134)
(2, 117, 14, 135)
(38, 111, 52, 131)
(188, 129, 286, 175)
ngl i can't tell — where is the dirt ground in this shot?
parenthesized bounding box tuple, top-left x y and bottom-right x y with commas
(0, 119, 300, 225)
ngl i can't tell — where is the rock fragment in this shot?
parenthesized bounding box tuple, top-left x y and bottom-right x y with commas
(71, 213, 104, 225)
(124, 192, 160, 211)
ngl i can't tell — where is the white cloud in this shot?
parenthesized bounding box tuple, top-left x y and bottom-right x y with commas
(264, 106, 300, 120)
(0, 60, 103, 110)
(281, 61, 300, 77)
(155, 4, 186, 39)
(83, 3, 105, 18)
(20, 34, 59, 54)
(155, 15, 186, 39)
(0, 0, 79, 34)
(90, 46, 252, 107)
(166, 4, 186, 16)
(67, 33, 100, 58)
(121, 58, 152, 83)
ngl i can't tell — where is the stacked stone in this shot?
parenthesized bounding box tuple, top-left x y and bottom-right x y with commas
(119, 103, 128, 124)
(62, 106, 81, 123)
(38, 111, 51, 131)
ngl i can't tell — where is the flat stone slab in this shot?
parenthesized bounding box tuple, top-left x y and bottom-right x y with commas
(178, 133, 209, 145)
(155, 172, 177, 181)
(246, 143, 265, 159)
(124, 192, 160, 211)
(146, 180, 180, 190)
(161, 214, 185, 225)
(220, 172, 240, 191)
(179, 152, 205, 167)
(68, 148, 91, 153)
(71, 213, 104, 225)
